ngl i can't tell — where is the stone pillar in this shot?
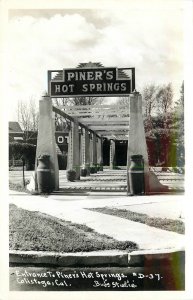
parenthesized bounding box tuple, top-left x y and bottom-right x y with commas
(110, 139, 116, 169)
(81, 128, 90, 175)
(67, 119, 80, 180)
(35, 95, 59, 191)
(127, 92, 149, 193)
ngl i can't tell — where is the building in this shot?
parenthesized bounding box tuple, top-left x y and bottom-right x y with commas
(9, 122, 24, 142)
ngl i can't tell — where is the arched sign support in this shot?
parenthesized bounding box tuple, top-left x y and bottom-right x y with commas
(35, 95, 59, 191)
(67, 119, 80, 180)
(127, 92, 149, 193)
(35, 63, 165, 194)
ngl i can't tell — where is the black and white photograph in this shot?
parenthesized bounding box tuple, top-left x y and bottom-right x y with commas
(0, 0, 192, 299)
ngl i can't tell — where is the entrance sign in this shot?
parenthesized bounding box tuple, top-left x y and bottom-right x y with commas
(49, 67, 135, 97)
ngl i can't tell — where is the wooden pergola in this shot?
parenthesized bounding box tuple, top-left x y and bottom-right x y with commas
(35, 63, 149, 193)
(54, 103, 130, 140)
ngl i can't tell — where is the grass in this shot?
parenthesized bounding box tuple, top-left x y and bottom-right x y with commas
(9, 204, 138, 253)
(9, 181, 29, 193)
(87, 207, 185, 234)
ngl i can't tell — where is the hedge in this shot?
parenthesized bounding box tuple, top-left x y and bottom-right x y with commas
(9, 142, 36, 170)
(9, 142, 68, 170)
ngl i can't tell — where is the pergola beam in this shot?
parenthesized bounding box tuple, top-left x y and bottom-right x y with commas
(53, 105, 130, 141)
(89, 125, 129, 130)
(57, 104, 129, 110)
(53, 105, 101, 138)
(77, 117, 130, 124)
(63, 111, 129, 117)
(99, 131, 129, 135)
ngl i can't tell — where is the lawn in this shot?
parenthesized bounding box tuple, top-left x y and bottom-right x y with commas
(9, 182, 29, 193)
(87, 207, 185, 234)
(9, 204, 138, 253)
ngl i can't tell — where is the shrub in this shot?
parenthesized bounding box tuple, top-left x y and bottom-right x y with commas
(80, 168, 87, 177)
(90, 166, 96, 174)
(9, 142, 36, 170)
(66, 169, 76, 181)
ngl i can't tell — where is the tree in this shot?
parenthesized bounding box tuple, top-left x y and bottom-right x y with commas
(156, 83, 173, 115)
(115, 97, 129, 106)
(17, 98, 39, 141)
(173, 81, 184, 169)
(175, 81, 184, 114)
(142, 84, 159, 117)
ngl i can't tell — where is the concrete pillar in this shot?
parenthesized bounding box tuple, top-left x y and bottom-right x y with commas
(92, 133, 97, 169)
(81, 128, 90, 175)
(90, 133, 93, 166)
(35, 95, 59, 191)
(67, 119, 80, 179)
(79, 127, 82, 170)
(127, 92, 170, 194)
(97, 137, 103, 170)
(127, 92, 149, 192)
(110, 139, 116, 169)
(90, 132, 97, 173)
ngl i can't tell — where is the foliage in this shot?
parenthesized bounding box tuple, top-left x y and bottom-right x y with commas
(90, 166, 97, 174)
(144, 112, 184, 167)
(66, 169, 76, 181)
(17, 98, 39, 141)
(156, 83, 173, 114)
(9, 142, 36, 170)
(143, 84, 159, 117)
(142, 82, 184, 167)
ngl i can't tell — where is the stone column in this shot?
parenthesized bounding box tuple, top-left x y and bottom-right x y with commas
(110, 139, 116, 169)
(35, 95, 59, 191)
(67, 119, 80, 180)
(127, 92, 149, 193)
(81, 128, 90, 175)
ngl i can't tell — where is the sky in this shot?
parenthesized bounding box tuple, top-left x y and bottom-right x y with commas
(7, 5, 184, 121)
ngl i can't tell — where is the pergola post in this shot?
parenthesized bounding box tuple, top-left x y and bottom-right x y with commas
(90, 132, 97, 173)
(127, 92, 149, 193)
(90, 133, 93, 168)
(93, 133, 97, 170)
(97, 137, 103, 170)
(67, 119, 80, 180)
(81, 128, 90, 175)
(110, 139, 116, 169)
(35, 95, 59, 191)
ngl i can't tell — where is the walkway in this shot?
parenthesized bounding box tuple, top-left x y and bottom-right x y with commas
(9, 190, 185, 251)
(9, 168, 184, 194)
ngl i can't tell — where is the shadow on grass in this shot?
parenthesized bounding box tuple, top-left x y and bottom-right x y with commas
(9, 204, 138, 253)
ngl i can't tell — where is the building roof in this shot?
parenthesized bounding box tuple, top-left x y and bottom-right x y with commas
(9, 122, 23, 133)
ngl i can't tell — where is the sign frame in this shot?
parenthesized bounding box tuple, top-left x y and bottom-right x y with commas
(48, 67, 135, 98)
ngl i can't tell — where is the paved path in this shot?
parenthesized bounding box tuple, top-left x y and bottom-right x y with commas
(9, 168, 184, 192)
(9, 191, 185, 251)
